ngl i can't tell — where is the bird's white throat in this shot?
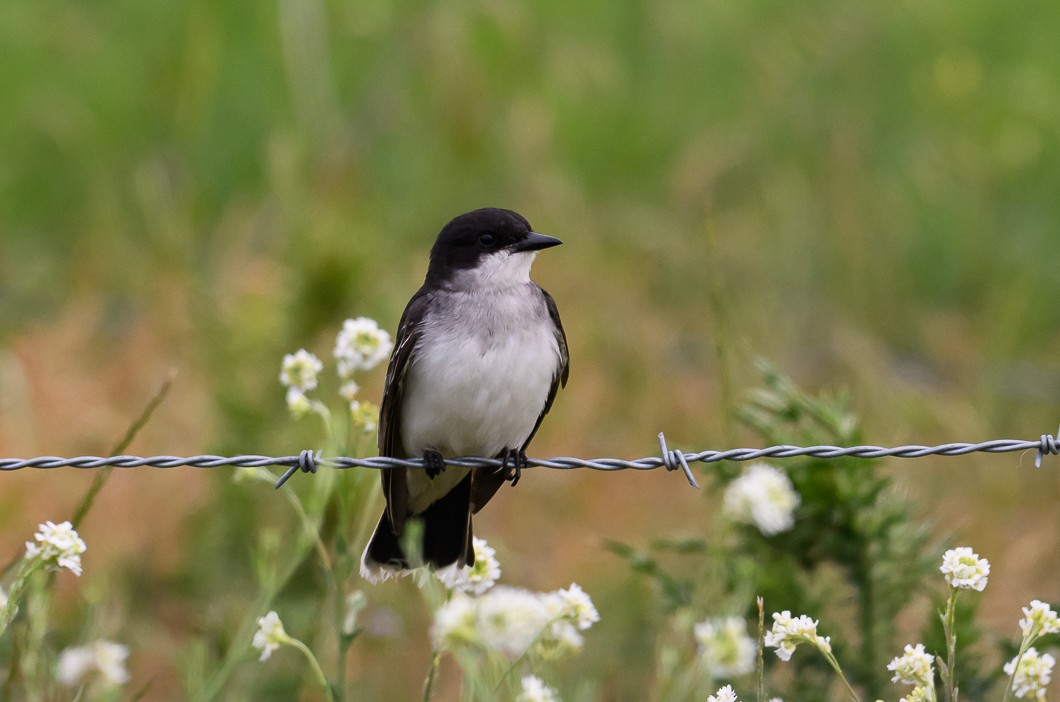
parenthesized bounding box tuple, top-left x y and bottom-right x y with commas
(450, 250, 537, 292)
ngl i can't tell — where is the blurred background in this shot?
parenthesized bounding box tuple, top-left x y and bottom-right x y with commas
(1, 0, 1058, 698)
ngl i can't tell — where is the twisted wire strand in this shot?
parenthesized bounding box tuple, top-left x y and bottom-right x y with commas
(1, 425, 1057, 490)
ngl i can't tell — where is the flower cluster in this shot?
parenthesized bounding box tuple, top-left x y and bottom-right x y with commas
(349, 400, 379, 434)
(279, 349, 325, 414)
(1002, 599, 1059, 700)
(887, 642, 936, 701)
(435, 538, 501, 596)
(882, 553, 1054, 702)
(1019, 599, 1059, 640)
(56, 640, 130, 688)
(334, 317, 393, 378)
(517, 675, 561, 702)
(433, 583, 599, 659)
(899, 688, 933, 702)
(722, 463, 800, 536)
(278, 317, 389, 424)
(694, 616, 756, 679)
(280, 349, 323, 394)
(25, 520, 87, 577)
(252, 611, 291, 661)
(706, 684, 738, 702)
(887, 643, 935, 687)
(939, 547, 990, 591)
(1004, 647, 1055, 700)
(764, 611, 831, 662)
(552, 583, 600, 631)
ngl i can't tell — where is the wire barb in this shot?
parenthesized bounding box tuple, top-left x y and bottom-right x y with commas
(1036, 424, 1060, 468)
(274, 449, 320, 489)
(657, 433, 700, 489)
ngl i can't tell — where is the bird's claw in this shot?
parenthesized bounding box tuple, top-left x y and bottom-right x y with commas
(498, 448, 528, 486)
(424, 449, 446, 479)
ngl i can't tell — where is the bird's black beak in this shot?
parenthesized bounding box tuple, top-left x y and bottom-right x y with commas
(511, 231, 563, 253)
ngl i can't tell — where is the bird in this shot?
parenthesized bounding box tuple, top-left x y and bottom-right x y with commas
(360, 208, 569, 583)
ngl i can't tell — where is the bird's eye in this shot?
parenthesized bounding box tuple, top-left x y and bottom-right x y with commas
(477, 232, 497, 248)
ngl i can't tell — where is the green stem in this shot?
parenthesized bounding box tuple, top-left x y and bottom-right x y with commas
(282, 488, 333, 572)
(941, 589, 958, 702)
(856, 543, 882, 695)
(291, 638, 335, 702)
(703, 213, 737, 444)
(756, 598, 765, 702)
(821, 647, 862, 702)
(314, 403, 334, 440)
(1000, 635, 1035, 702)
(0, 560, 41, 635)
(335, 631, 348, 702)
(493, 612, 572, 691)
(73, 371, 174, 529)
(423, 650, 442, 702)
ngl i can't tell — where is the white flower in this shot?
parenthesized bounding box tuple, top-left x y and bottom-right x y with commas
(252, 611, 290, 661)
(334, 317, 393, 377)
(56, 640, 130, 688)
(25, 520, 87, 576)
(899, 688, 932, 702)
(555, 583, 600, 631)
(432, 583, 597, 659)
(1004, 647, 1054, 700)
(887, 643, 935, 687)
(0, 586, 6, 610)
(432, 593, 479, 649)
(349, 400, 379, 434)
(279, 349, 323, 392)
(722, 463, 800, 536)
(539, 618, 584, 659)
(285, 387, 312, 415)
(1019, 599, 1059, 640)
(706, 684, 739, 702)
(435, 537, 501, 596)
(517, 675, 561, 702)
(939, 547, 990, 591)
(477, 586, 551, 656)
(339, 380, 360, 401)
(767, 699, 783, 702)
(538, 595, 584, 659)
(695, 616, 756, 678)
(536, 584, 600, 658)
(764, 611, 831, 662)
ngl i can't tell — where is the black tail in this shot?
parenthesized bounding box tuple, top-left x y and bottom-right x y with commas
(363, 514, 408, 570)
(422, 472, 474, 568)
(361, 474, 474, 579)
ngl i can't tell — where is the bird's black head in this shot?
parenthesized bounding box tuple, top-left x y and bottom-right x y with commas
(426, 208, 561, 287)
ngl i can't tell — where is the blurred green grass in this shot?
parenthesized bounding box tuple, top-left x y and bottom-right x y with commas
(1, 0, 1059, 699)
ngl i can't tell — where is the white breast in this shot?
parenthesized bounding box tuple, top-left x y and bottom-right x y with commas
(399, 261, 561, 512)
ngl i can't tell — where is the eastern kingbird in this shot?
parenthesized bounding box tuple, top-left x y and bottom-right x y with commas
(360, 208, 569, 582)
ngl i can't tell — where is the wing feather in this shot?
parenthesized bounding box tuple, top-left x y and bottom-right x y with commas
(378, 288, 430, 530)
(520, 285, 569, 449)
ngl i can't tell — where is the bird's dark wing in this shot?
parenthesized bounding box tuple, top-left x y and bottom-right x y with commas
(471, 285, 569, 513)
(520, 285, 569, 450)
(378, 287, 430, 530)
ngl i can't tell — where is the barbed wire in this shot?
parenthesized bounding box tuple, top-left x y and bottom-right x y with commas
(1, 425, 1057, 490)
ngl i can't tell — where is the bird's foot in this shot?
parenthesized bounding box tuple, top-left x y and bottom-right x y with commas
(498, 448, 529, 486)
(424, 449, 446, 479)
